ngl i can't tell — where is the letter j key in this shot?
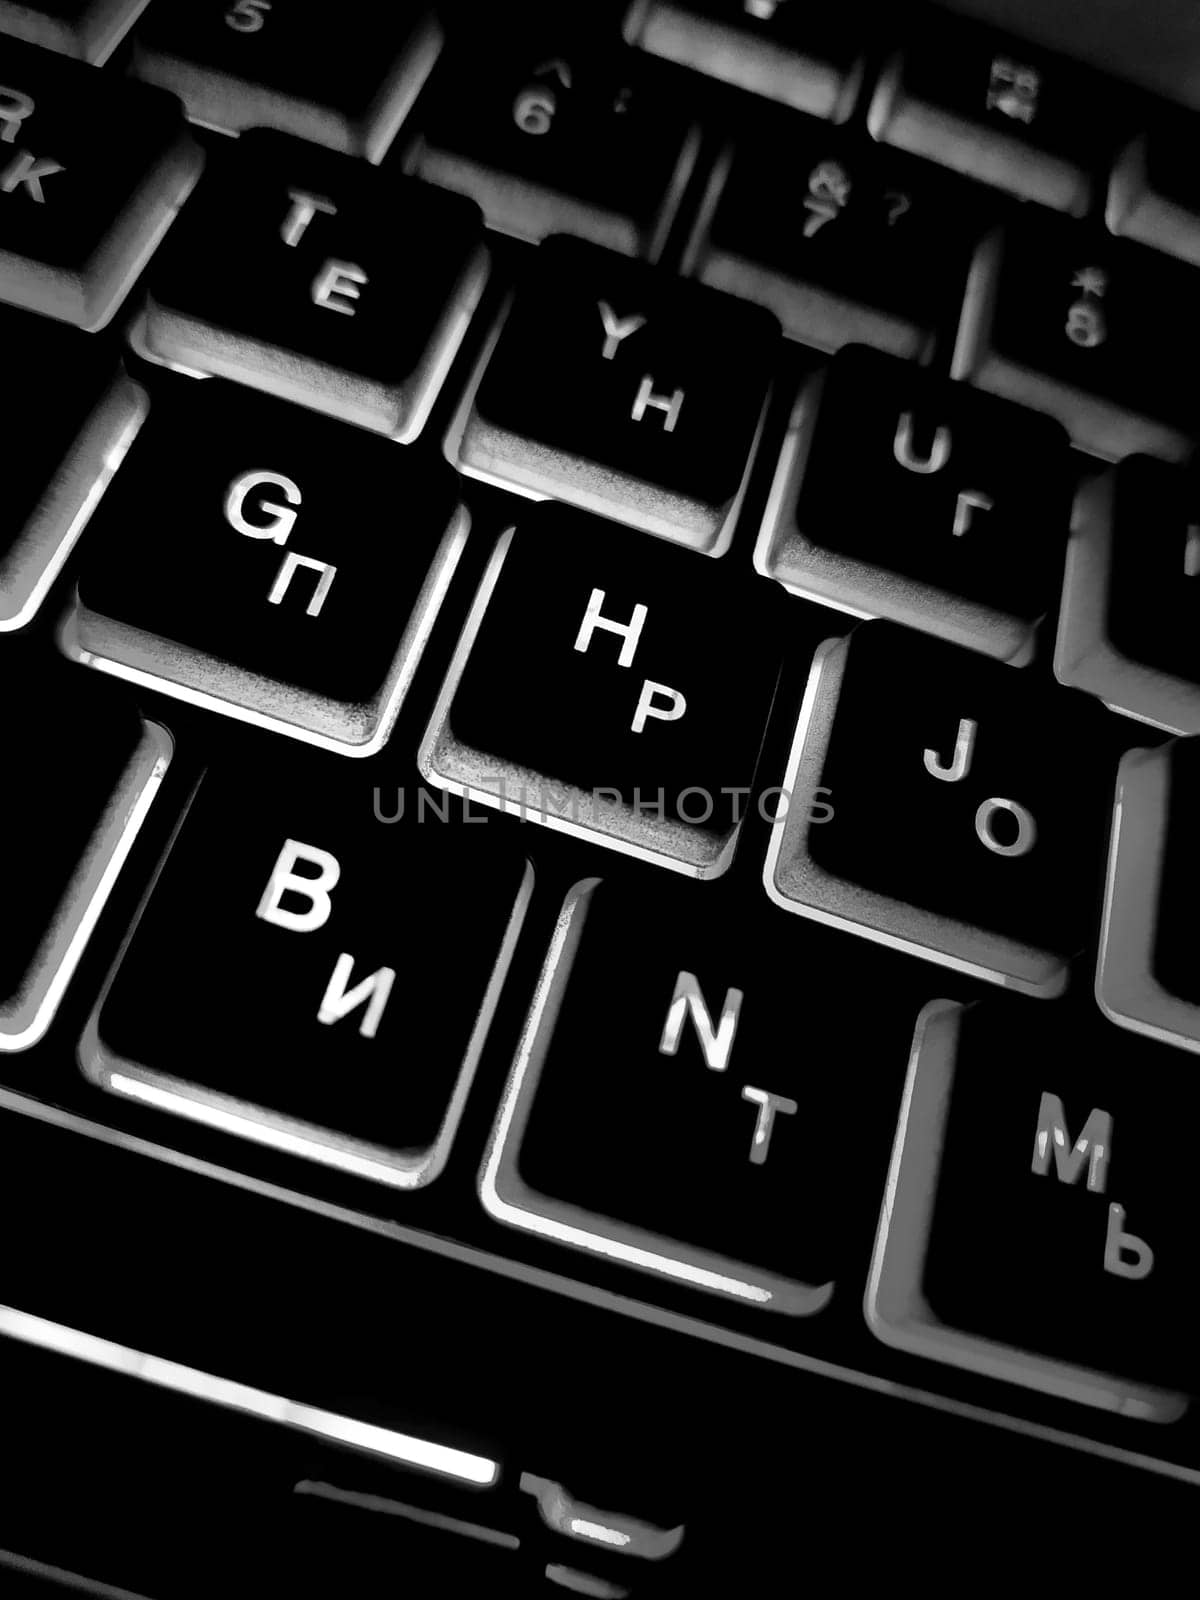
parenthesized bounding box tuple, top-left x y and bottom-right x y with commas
(766, 621, 1112, 996)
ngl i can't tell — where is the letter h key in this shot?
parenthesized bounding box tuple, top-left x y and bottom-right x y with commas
(419, 501, 787, 878)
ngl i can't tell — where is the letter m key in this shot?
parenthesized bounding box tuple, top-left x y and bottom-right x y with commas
(1030, 1092, 1111, 1193)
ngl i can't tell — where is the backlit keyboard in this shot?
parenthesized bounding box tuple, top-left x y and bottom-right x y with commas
(6, 1, 1200, 1591)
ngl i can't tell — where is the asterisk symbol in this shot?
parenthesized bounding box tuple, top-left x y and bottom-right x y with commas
(1072, 266, 1107, 297)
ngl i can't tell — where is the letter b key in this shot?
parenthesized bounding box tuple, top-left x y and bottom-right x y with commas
(81, 746, 533, 1188)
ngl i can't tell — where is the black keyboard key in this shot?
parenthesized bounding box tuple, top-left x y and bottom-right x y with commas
(869, 998, 1192, 1415)
(624, 0, 865, 120)
(867, 14, 1127, 216)
(144, 131, 486, 440)
(0, 36, 199, 328)
(454, 234, 777, 552)
(1098, 736, 1200, 1055)
(1056, 455, 1200, 733)
(761, 344, 1071, 662)
(689, 105, 989, 357)
(1148, 744, 1200, 1015)
(0, 0, 145, 63)
(399, 31, 698, 256)
(765, 621, 1111, 995)
(130, 1, 439, 161)
(482, 874, 913, 1312)
(65, 375, 466, 754)
(1108, 117, 1200, 270)
(420, 501, 785, 877)
(955, 208, 1200, 460)
(0, 653, 170, 1052)
(0, 304, 146, 632)
(82, 747, 532, 1186)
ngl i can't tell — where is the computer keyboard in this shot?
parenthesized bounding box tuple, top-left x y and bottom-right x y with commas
(6, 0, 1200, 1592)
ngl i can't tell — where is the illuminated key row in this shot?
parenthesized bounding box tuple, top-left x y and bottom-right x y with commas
(2, 397, 1196, 1023)
(5, 726, 1197, 1432)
